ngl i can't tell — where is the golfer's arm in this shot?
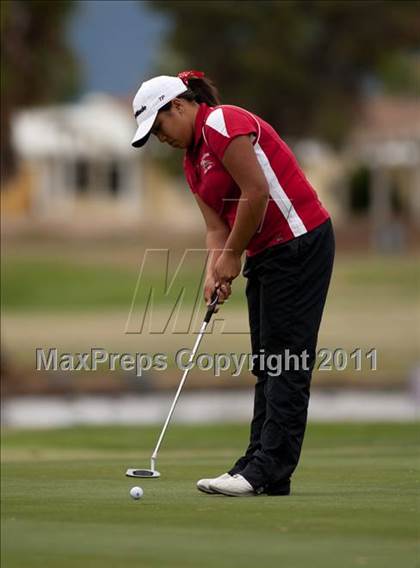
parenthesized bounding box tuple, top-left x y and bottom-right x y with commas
(222, 136, 269, 256)
(194, 194, 230, 276)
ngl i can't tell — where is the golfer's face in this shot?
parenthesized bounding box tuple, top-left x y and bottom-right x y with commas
(151, 105, 192, 149)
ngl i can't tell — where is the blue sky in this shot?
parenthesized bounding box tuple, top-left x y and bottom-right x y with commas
(67, 1, 168, 96)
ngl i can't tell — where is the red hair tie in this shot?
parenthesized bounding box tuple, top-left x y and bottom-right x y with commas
(178, 70, 205, 85)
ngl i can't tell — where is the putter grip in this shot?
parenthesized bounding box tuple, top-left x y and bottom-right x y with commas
(204, 288, 219, 323)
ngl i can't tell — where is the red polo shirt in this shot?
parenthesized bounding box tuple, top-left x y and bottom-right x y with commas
(183, 103, 330, 257)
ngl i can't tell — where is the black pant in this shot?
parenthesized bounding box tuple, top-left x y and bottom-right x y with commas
(228, 218, 335, 491)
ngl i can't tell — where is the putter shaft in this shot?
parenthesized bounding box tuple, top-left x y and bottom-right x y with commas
(126, 290, 220, 478)
(150, 290, 219, 472)
(150, 319, 208, 467)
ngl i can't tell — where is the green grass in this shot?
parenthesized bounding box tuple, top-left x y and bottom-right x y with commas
(1, 260, 137, 310)
(329, 254, 420, 305)
(0, 258, 246, 311)
(2, 253, 418, 311)
(2, 252, 419, 385)
(2, 423, 419, 568)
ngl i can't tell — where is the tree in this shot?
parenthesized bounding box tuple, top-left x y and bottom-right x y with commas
(147, 0, 420, 145)
(1, 0, 80, 183)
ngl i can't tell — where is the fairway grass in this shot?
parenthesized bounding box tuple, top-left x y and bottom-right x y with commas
(1, 423, 419, 568)
(2, 252, 419, 386)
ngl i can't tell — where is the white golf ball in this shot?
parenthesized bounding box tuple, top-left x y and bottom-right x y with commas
(129, 486, 144, 500)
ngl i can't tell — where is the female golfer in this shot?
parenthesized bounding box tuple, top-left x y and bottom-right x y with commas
(131, 71, 335, 496)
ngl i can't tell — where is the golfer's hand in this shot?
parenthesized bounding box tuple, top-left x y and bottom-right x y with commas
(214, 250, 241, 289)
(204, 274, 231, 311)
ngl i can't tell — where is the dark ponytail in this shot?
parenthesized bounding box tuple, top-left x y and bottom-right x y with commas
(159, 71, 221, 113)
(179, 75, 221, 107)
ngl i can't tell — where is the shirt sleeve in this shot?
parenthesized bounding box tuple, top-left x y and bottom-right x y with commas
(202, 106, 259, 162)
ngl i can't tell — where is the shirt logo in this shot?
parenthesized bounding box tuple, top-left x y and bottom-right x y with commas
(200, 152, 214, 175)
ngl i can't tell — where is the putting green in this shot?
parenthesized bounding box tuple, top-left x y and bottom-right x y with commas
(1, 423, 418, 567)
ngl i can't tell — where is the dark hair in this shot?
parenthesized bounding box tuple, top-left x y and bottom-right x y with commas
(160, 76, 221, 113)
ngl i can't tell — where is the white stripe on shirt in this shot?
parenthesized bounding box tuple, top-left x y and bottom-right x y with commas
(254, 142, 307, 237)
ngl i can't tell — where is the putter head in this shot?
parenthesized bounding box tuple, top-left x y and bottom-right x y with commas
(125, 468, 160, 478)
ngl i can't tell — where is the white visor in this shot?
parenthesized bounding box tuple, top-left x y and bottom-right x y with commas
(131, 75, 188, 148)
(131, 112, 158, 148)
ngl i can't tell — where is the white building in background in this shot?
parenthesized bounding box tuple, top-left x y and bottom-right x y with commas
(5, 93, 201, 233)
(9, 94, 143, 224)
(5, 93, 419, 248)
(347, 96, 420, 251)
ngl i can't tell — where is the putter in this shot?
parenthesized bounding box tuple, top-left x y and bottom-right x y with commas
(126, 287, 220, 478)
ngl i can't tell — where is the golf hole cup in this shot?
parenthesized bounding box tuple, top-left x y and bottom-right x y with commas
(130, 486, 144, 500)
